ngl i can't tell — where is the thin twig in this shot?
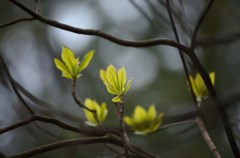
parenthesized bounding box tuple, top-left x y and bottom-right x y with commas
(190, 0, 214, 49)
(129, 0, 158, 32)
(71, 79, 94, 112)
(196, 115, 221, 158)
(159, 119, 196, 131)
(158, 0, 192, 36)
(0, 54, 34, 114)
(104, 143, 122, 156)
(8, 0, 190, 53)
(119, 96, 129, 158)
(0, 17, 34, 28)
(185, 0, 239, 155)
(165, 0, 196, 104)
(0, 114, 104, 136)
(196, 30, 240, 47)
(189, 52, 240, 157)
(127, 143, 159, 158)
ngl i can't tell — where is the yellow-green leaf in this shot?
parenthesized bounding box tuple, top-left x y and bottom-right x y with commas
(147, 105, 157, 121)
(54, 58, 72, 78)
(209, 72, 215, 85)
(133, 105, 147, 123)
(118, 66, 126, 91)
(189, 75, 200, 98)
(124, 105, 164, 135)
(106, 65, 119, 92)
(112, 95, 121, 103)
(78, 50, 95, 73)
(123, 78, 133, 94)
(100, 69, 108, 84)
(61, 46, 76, 75)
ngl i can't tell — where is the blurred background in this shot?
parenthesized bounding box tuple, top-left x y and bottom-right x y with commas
(1, 0, 240, 157)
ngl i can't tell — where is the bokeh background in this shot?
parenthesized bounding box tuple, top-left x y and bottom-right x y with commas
(1, 0, 240, 157)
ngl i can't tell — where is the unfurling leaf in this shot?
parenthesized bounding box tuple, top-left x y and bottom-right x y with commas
(188, 72, 215, 102)
(54, 45, 95, 79)
(99, 64, 133, 103)
(124, 105, 164, 135)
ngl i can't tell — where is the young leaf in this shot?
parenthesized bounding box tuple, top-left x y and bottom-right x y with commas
(61, 46, 77, 75)
(54, 46, 95, 79)
(78, 50, 95, 73)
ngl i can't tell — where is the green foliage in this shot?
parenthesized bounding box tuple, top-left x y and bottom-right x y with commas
(54, 46, 95, 79)
(124, 105, 164, 135)
(84, 98, 108, 127)
(189, 72, 215, 101)
(99, 64, 133, 103)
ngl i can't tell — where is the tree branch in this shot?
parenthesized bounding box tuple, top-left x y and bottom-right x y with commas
(189, 52, 240, 157)
(0, 114, 104, 136)
(196, 30, 240, 47)
(0, 17, 34, 28)
(196, 115, 221, 158)
(8, 135, 121, 158)
(0, 54, 34, 114)
(190, 0, 214, 49)
(8, 0, 190, 53)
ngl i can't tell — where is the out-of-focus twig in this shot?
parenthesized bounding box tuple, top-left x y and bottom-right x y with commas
(0, 54, 34, 114)
(196, 102, 222, 158)
(190, 0, 214, 49)
(0, 114, 104, 136)
(0, 17, 34, 28)
(196, 30, 240, 47)
(129, 0, 158, 32)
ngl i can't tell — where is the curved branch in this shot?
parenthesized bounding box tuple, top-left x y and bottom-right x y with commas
(8, 136, 121, 158)
(0, 54, 34, 114)
(0, 114, 104, 136)
(8, 0, 190, 53)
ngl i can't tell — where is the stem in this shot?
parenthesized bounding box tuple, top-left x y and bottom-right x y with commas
(196, 116, 221, 158)
(71, 79, 102, 127)
(119, 96, 129, 158)
(165, 0, 196, 104)
(196, 102, 221, 158)
(71, 79, 94, 112)
(189, 52, 240, 157)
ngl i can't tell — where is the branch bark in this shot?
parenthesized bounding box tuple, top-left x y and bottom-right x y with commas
(8, 0, 190, 53)
(8, 135, 121, 158)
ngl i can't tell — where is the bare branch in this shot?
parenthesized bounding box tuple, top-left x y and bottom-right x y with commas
(8, 0, 190, 53)
(165, 0, 196, 104)
(190, 0, 214, 49)
(196, 30, 240, 47)
(0, 114, 104, 136)
(0, 54, 34, 114)
(189, 51, 240, 158)
(0, 17, 34, 28)
(159, 119, 196, 131)
(158, 0, 192, 36)
(129, 0, 158, 32)
(8, 135, 121, 158)
(196, 115, 221, 158)
(127, 143, 159, 158)
(71, 79, 95, 112)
